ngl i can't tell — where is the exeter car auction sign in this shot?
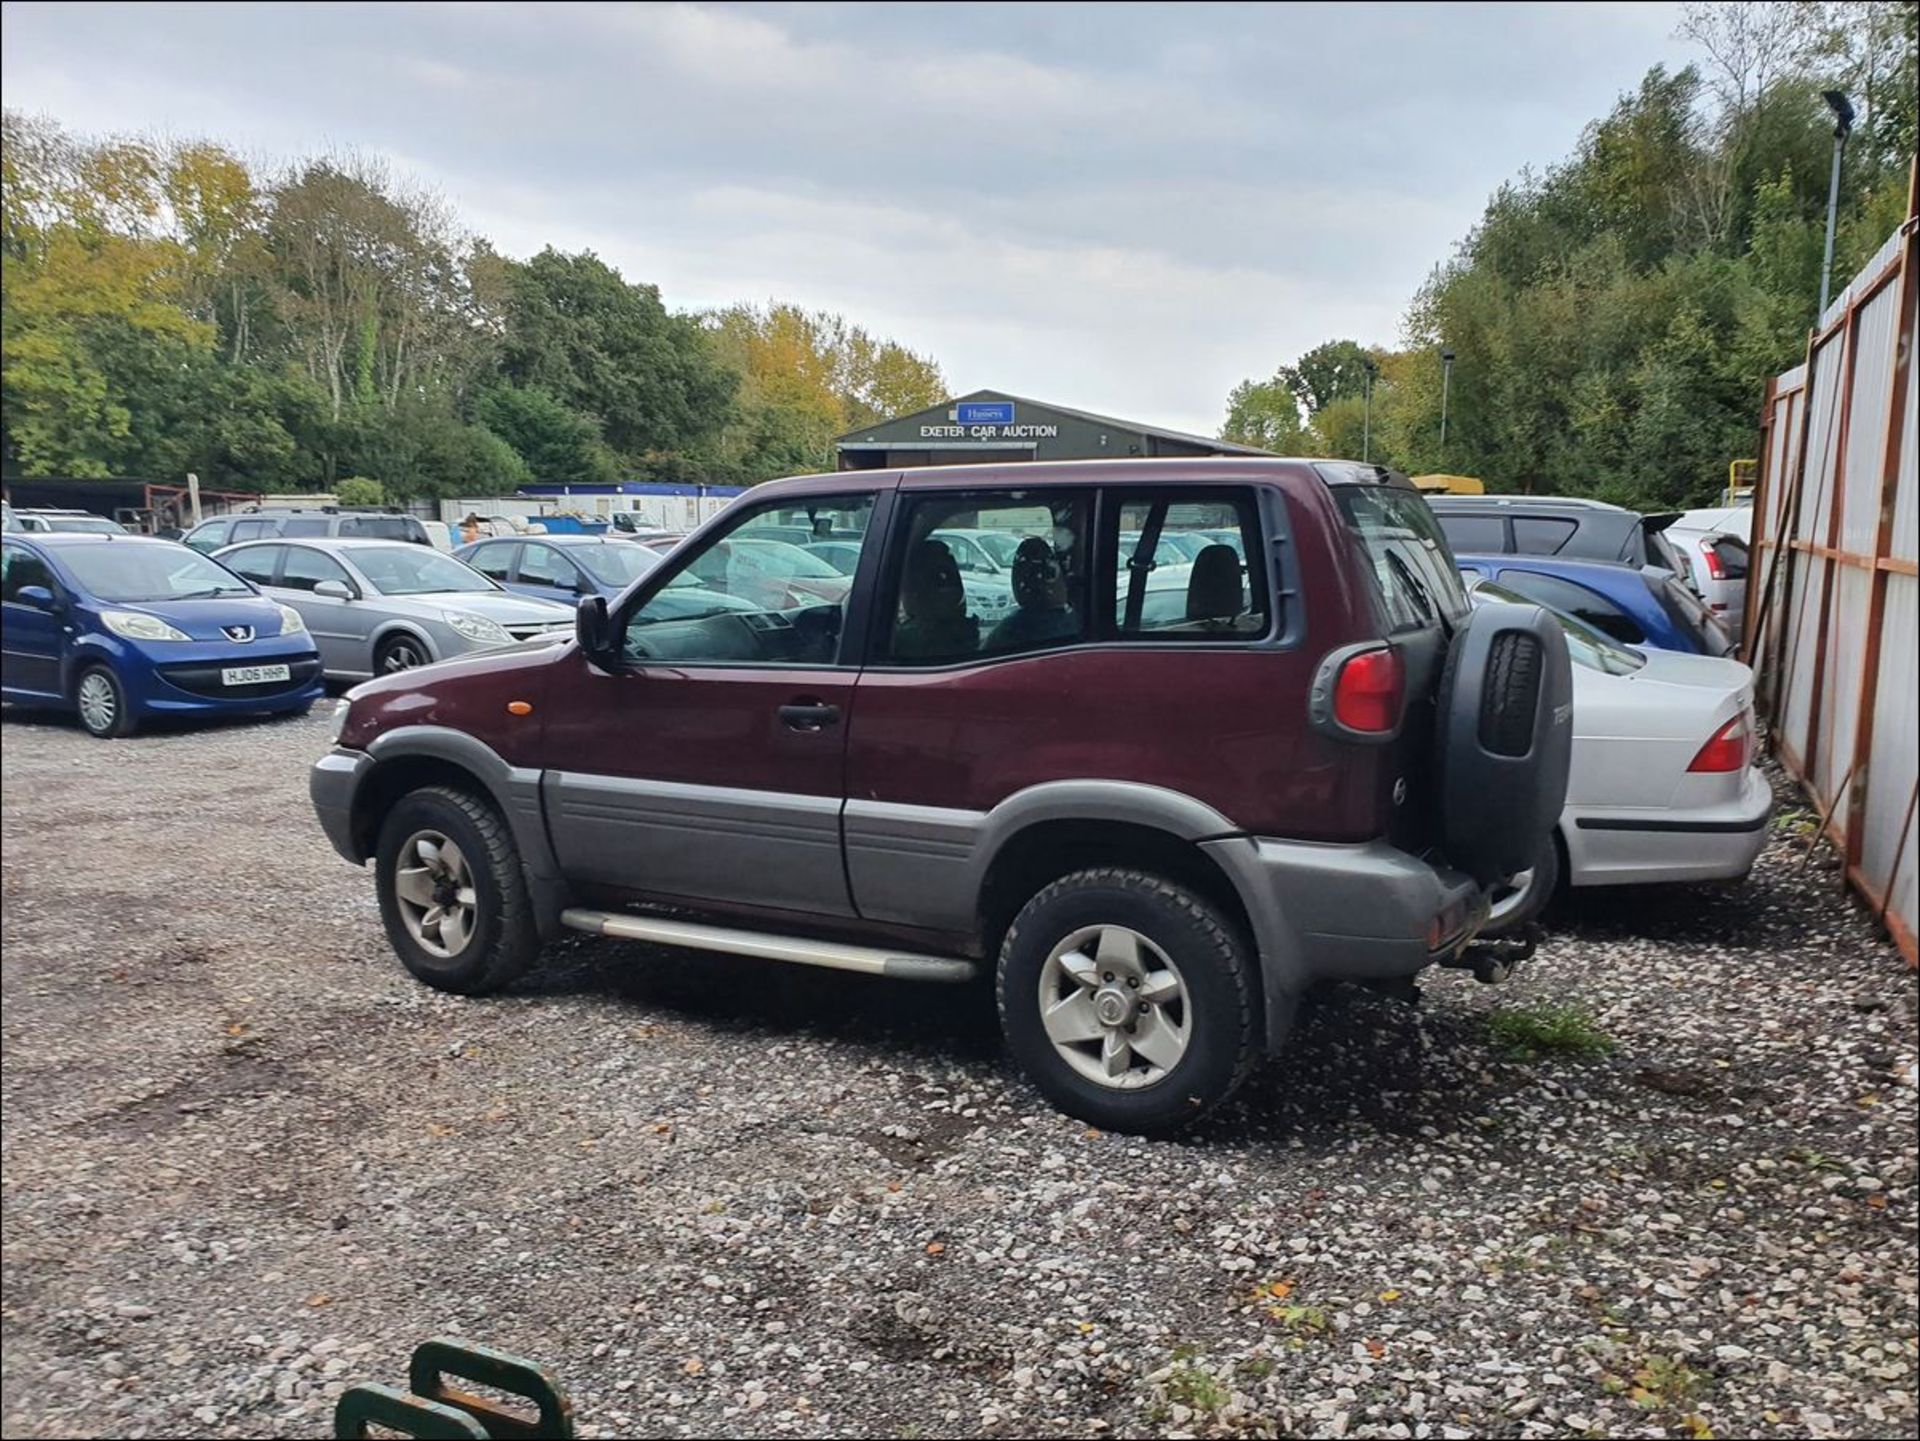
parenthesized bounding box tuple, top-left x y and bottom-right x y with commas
(922, 401, 1060, 440)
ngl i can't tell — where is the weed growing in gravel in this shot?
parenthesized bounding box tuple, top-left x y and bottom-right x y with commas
(1161, 1359, 1229, 1414)
(1487, 1003, 1613, 1060)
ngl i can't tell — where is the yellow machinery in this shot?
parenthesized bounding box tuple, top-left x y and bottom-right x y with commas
(1411, 474, 1486, 496)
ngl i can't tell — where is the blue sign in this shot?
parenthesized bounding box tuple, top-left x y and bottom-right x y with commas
(956, 401, 1015, 425)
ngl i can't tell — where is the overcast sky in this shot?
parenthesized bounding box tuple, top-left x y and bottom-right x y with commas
(2, 1, 1699, 435)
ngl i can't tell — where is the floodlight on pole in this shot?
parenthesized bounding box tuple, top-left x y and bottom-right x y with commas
(1817, 90, 1855, 320)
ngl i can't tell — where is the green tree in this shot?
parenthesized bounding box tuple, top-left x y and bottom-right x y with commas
(335, 476, 384, 507)
(475, 385, 621, 483)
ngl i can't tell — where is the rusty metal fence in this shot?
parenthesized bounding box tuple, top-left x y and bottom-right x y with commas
(1746, 167, 1918, 965)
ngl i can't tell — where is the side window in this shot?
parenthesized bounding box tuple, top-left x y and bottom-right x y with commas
(279, 517, 331, 537)
(1497, 570, 1646, 645)
(468, 543, 516, 581)
(1434, 513, 1507, 554)
(279, 547, 352, 593)
(2, 544, 54, 602)
(878, 492, 1091, 666)
(1512, 517, 1576, 555)
(229, 518, 279, 543)
(1110, 491, 1268, 640)
(188, 520, 230, 552)
(622, 493, 876, 666)
(225, 545, 284, 587)
(518, 544, 576, 589)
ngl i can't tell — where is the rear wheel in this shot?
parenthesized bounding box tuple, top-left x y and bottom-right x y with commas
(374, 786, 540, 995)
(375, 633, 431, 675)
(997, 869, 1257, 1136)
(75, 663, 136, 739)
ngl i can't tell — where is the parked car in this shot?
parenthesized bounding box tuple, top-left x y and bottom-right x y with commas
(1665, 510, 1753, 641)
(184, 509, 433, 554)
(9, 508, 129, 535)
(310, 459, 1573, 1135)
(217, 538, 574, 680)
(1454, 554, 1735, 656)
(1465, 579, 1770, 934)
(2, 532, 322, 738)
(1427, 495, 1696, 585)
(454, 534, 759, 622)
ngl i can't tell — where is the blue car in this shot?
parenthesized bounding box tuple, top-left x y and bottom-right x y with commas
(2, 532, 324, 738)
(1454, 554, 1733, 656)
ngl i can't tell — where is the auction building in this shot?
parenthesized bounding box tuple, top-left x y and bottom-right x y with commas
(834, 390, 1270, 470)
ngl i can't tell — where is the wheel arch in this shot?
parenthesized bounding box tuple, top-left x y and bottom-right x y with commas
(368, 622, 438, 668)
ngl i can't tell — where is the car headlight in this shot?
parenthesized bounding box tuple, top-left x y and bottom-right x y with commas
(445, 611, 511, 645)
(101, 609, 191, 642)
(277, 603, 307, 636)
(328, 700, 350, 744)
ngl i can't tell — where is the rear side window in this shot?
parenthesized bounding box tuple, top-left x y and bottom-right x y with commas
(279, 547, 352, 593)
(340, 516, 414, 541)
(1109, 491, 1268, 640)
(280, 517, 331, 537)
(1434, 513, 1506, 554)
(1337, 487, 1472, 632)
(1495, 570, 1645, 645)
(228, 519, 278, 543)
(225, 545, 283, 587)
(879, 492, 1090, 666)
(1512, 517, 1576, 555)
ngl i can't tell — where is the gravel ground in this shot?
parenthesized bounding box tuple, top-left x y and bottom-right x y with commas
(1, 702, 1915, 1441)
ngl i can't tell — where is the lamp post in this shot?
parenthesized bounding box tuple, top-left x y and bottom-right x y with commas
(1439, 348, 1456, 459)
(1361, 357, 1379, 463)
(1818, 90, 1855, 320)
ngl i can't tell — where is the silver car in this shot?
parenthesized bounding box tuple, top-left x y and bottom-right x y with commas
(214, 537, 576, 680)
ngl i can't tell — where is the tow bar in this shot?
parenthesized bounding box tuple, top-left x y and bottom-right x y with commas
(1444, 923, 1541, 985)
(334, 1339, 573, 1439)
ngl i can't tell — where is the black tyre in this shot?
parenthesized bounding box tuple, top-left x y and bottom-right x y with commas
(374, 785, 541, 995)
(375, 632, 432, 675)
(1480, 830, 1562, 938)
(997, 868, 1258, 1136)
(74, 663, 137, 739)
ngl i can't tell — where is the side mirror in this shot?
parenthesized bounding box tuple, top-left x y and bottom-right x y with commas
(576, 593, 622, 670)
(313, 580, 354, 600)
(16, 584, 57, 610)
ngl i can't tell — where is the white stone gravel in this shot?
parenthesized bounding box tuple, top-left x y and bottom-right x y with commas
(1, 703, 1915, 1439)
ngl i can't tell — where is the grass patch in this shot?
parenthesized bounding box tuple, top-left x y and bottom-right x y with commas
(1487, 1003, 1613, 1060)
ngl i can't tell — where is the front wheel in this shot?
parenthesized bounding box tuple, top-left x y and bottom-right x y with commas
(375, 633, 431, 675)
(997, 869, 1258, 1136)
(75, 663, 137, 739)
(374, 786, 541, 995)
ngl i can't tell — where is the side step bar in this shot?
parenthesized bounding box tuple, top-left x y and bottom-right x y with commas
(559, 908, 979, 984)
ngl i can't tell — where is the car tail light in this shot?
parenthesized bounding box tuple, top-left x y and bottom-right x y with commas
(1332, 646, 1404, 734)
(1698, 539, 1725, 581)
(1689, 714, 1750, 773)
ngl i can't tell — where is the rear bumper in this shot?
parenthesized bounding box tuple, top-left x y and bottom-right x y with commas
(1201, 835, 1489, 988)
(311, 746, 372, 863)
(1563, 766, 1772, 886)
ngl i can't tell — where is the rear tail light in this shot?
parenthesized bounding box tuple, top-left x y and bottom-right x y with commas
(1698, 539, 1725, 580)
(1332, 646, 1405, 734)
(1689, 714, 1750, 773)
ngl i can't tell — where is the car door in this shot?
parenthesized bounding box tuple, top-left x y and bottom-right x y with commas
(276, 545, 364, 675)
(513, 542, 587, 606)
(1, 541, 66, 697)
(538, 488, 888, 918)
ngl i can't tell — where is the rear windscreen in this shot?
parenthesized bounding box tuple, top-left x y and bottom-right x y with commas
(1337, 487, 1472, 631)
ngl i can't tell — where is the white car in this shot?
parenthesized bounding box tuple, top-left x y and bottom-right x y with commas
(1665, 507, 1752, 642)
(1473, 580, 1773, 934)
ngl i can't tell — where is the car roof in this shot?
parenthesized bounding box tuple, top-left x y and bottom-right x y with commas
(1428, 494, 1629, 515)
(742, 456, 1392, 500)
(227, 536, 417, 551)
(8, 531, 172, 549)
(1453, 552, 1650, 585)
(462, 532, 610, 546)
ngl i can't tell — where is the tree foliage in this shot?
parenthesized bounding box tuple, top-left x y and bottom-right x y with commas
(1220, 0, 1916, 509)
(2, 115, 946, 498)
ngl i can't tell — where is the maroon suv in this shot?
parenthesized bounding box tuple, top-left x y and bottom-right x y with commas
(312, 459, 1571, 1134)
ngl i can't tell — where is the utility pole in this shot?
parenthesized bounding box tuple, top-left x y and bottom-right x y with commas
(1818, 90, 1855, 319)
(1361, 358, 1379, 463)
(1439, 348, 1456, 458)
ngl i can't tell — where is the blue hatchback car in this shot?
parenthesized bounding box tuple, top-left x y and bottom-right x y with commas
(1, 532, 325, 738)
(1454, 554, 1734, 656)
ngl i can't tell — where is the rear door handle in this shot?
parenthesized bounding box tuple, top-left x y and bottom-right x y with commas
(778, 701, 841, 732)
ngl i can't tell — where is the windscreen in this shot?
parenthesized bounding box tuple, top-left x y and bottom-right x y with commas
(574, 542, 661, 587)
(352, 546, 496, 596)
(60, 544, 254, 602)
